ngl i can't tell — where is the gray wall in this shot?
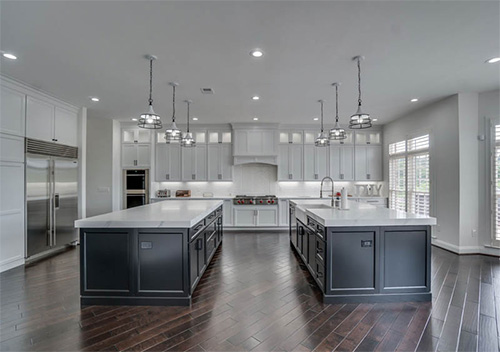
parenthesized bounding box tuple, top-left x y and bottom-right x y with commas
(86, 116, 113, 217)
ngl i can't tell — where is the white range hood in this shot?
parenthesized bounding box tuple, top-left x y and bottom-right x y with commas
(231, 123, 279, 165)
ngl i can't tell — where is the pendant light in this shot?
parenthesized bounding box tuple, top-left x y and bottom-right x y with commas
(138, 55, 162, 129)
(329, 83, 347, 140)
(164, 82, 182, 141)
(315, 100, 330, 147)
(181, 100, 196, 148)
(349, 56, 372, 129)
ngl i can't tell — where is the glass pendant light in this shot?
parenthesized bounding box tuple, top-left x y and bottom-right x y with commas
(164, 82, 182, 141)
(349, 56, 372, 129)
(315, 100, 330, 147)
(181, 100, 196, 148)
(138, 55, 162, 129)
(329, 82, 347, 140)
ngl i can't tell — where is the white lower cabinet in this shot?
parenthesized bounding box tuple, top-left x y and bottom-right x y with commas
(330, 146, 355, 181)
(122, 144, 150, 168)
(155, 143, 181, 181)
(181, 145, 207, 181)
(278, 199, 289, 226)
(355, 145, 382, 181)
(303, 145, 328, 181)
(223, 200, 233, 226)
(233, 206, 279, 227)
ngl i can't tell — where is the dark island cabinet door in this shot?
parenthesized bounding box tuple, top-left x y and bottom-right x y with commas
(327, 229, 378, 295)
(80, 230, 133, 296)
(137, 232, 187, 296)
(307, 229, 316, 276)
(189, 237, 200, 292)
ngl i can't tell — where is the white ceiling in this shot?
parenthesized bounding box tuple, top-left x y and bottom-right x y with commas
(1, 1, 499, 125)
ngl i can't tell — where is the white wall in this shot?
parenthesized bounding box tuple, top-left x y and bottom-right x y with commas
(383, 95, 461, 250)
(478, 89, 500, 256)
(86, 117, 114, 217)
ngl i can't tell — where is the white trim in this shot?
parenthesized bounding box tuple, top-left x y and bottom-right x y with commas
(0, 255, 24, 273)
(432, 239, 499, 256)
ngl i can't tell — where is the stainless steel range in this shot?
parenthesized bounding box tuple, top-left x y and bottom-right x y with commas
(233, 195, 278, 205)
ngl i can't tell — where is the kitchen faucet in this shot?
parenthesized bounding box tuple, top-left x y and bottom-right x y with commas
(320, 176, 335, 207)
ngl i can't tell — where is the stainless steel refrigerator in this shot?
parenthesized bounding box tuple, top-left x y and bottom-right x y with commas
(26, 139, 79, 258)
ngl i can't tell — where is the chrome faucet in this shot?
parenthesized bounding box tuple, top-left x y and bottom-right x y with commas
(320, 176, 335, 207)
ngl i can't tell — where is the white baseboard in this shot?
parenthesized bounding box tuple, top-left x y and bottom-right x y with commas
(432, 239, 499, 256)
(0, 255, 24, 273)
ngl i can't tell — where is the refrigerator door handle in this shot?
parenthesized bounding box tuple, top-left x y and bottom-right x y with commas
(54, 193, 60, 209)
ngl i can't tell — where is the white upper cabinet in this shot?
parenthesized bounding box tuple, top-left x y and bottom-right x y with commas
(330, 130, 354, 145)
(355, 145, 382, 181)
(280, 131, 303, 144)
(0, 85, 25, 136)
(303, 145, 328, 181)
(123, 128, 150, 144)
(181, 144, 207, 181)
(330, 146, 354, 181)
(26, 96, 54, 142)
(207, 144, 232, 181)
(155, 143, 181, 181)
(26, 96, 78, 147)
(54, 107, 78, 146)
(355, 130, 382, 145)
(122, 144, 151, 168)
(208, 130, 231, 144)
(233, 129, 277, 156)
(278, 144, 303, 181)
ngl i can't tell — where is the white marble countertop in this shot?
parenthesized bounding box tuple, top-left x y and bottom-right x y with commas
(75, 200, 223, 228)
(291, 199, 436, 227)
(151, 196, 387, 200)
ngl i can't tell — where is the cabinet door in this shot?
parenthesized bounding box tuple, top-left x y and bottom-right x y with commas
(278, 144, 290, 180)
(329, 147, 341, 180)
(189, 238, 200, 291)
(289, 145, 303, 180)
(155, 143, 181, 181)
(340, 146, 355, 181)
(26, 96, 54, 142)
(136, 129, 151, 143)
(207, 145, 220, 180)
(366, 146, 382, 181)
(223, 200, 233, 226)
(354, 146, 368, 181)
(256, 208, 278, 226)
(220, 144, 233, 180)
(278, 199, 289, 227)
(122, 144, 137, 167)
(195, 145, 207, 180)
(0, 85, 25, 136)
(308, 230, 317, 275)
(54, 107, 78, 146)
(136, 144, 151, 167)
(303, 145, 315, 181)
(181, 148, 195, 180)
(233, 208, 255, 226)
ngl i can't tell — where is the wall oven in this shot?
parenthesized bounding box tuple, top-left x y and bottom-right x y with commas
(124, 169, 149, 209)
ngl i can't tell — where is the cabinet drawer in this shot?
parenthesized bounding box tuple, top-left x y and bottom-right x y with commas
(358, 198, 386, 206)
(206, 210, 217, 224)
(190, 220, 205, 240)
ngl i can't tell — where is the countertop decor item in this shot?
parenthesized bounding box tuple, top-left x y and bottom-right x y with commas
(165, 82, 182, 141)
(315, 100, 330, 147)
(137, 55, 162, 129)
(181, 100, 196, 147)
(349, 56, 372, 129)
(329, 82, 347, 140)
(176, 190, 191, 197)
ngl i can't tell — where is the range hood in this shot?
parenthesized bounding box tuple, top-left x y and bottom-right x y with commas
(231, 123, 279, 165)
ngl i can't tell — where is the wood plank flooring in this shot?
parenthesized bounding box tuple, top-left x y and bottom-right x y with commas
(0, 231, 499, 351)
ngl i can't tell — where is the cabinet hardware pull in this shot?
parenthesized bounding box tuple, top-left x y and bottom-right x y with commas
(192, 174, 196, 180)
(166, 174, 170, 180)
(367, 174, 371, 180)
(315, 174, 318, 179)
(218, 174, 222, 180)
(317, 271, 323, 278)
(340, 174, 344, 180)
(289, 174, 292, 180)
(196, 238, 203, 250)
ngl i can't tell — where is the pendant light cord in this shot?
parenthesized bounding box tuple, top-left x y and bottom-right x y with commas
(186, 101, 190, 132)
(335, 85, 339, 123)
(320, 100, 324, 133)
(172, 85, 176, 122)
(357, 58, 362, 107)
(148, 59, 153, 106)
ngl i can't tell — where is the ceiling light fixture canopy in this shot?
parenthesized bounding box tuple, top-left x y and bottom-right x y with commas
(329, 83, 347, 140)
(165, 82, 182, 141)
(315, 100, 330, 147)
(349, 56, 372, 129)
(181, 100, 196, 148)
(138, 55, 162, 129)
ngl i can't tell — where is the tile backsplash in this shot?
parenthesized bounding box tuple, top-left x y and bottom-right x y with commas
(153, 164, 387, 198)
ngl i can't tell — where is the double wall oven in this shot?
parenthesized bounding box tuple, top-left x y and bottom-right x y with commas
(124, 169, 149, 208)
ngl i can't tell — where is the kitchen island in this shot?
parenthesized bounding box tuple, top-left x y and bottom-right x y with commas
(75, 200, 223, 306)
(289, 199, 437, 303)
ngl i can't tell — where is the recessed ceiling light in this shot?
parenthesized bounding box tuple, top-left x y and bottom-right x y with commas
(253, 117, 259, 121)
(410, 98, 419, 102)
(252, 96, 260, 100)
(2, 52, 17, 60)
(313, 117, 319, 121)
(486, 57, 500, 64)
(132, 118, 138, 121)
(90, 97, 100, 102)
(250, 49, 264, 58)
(192, 117, 198, 121)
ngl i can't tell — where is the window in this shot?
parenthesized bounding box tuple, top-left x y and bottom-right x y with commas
(389, 135, 430, 215)
(493, 125, 500, 242)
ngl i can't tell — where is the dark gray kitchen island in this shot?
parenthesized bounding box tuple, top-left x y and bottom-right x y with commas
(75, 200, 223, 306)
(289, 199, 437, 303)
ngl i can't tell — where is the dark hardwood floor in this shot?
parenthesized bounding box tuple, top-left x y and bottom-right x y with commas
(0, 232, 499, 352)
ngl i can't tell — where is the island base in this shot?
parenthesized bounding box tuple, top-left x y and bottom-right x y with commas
(81, 296, 191, 307)
(323, 292, 431, 304)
